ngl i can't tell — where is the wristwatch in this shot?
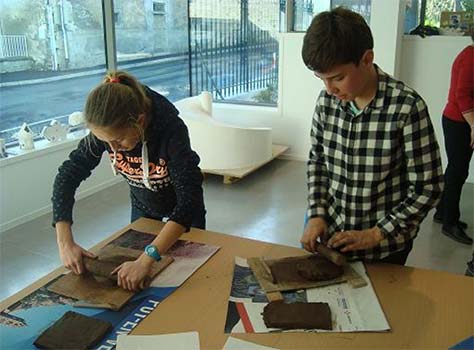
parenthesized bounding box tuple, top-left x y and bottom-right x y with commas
(144, 244, 161, 261)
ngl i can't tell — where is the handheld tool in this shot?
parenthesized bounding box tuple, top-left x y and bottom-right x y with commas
(313, 241, 346, 266)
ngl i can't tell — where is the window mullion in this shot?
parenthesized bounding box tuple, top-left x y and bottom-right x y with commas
(102, 0, 117, 71)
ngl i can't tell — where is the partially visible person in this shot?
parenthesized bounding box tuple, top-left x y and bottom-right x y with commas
(52, 71, 206, 291)
(466, 251, 474, 277)
(434, 35, 474, 245)
(299, 7, 444, 265)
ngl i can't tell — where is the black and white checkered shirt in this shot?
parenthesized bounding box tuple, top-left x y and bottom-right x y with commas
(307, 66, 443, 261)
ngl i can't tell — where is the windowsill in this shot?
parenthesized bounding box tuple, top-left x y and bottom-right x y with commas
(403, 34, 472, 41)
(0, 103, 279, 168)
(0, 130, 88, 168)
(214, 101, 279, 112)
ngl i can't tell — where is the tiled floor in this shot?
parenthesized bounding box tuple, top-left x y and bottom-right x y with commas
(1, 159, 473, 301)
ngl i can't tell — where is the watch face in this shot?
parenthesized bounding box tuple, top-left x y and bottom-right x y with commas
(146, 246, 155, 255)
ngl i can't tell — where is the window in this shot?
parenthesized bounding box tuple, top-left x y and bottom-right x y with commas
(405, 0, 473, 34)
(115, 0, 190, 103)
(424, 0, 470, 27)
(405, 0, 422, 33)
(0, 0, 282, 152)
(153, 1, 166, 15)
(292, 0, 371, 32)
(0, 0, 106, 145)
(189, 0, 280, 106)
(331, 0, 371, 22)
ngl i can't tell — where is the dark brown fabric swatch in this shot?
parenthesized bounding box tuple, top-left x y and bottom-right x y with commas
(34, 311, 112, 349)
(270, 255, 343, 283)
(262, 301, 332, 330)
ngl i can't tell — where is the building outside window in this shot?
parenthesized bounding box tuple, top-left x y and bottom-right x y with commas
(292, 0, 371, 32)
(113, 0, 191, 103)
(405, 0, 472, 33)
(0, 0, 106, 145)
(189, 0, 280, 105)
(423, 0, 471, 27)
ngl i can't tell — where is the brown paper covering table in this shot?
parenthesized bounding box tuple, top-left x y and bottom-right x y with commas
(1, 218, 472, 350)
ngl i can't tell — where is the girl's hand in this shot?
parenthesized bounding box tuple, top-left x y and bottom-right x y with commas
(58, 242, 97, 275)
(112, 258, 152, 291)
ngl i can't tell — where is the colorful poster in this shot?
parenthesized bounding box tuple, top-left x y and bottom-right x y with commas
(0, 229, 219, 350)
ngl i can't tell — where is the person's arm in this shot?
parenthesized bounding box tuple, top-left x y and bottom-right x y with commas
(52, 134, 105, 226)
(56, 221, 97, 274)
(301, 96, 331, 252)
(113, 121, 203, 291)
(455, 51, 474, 147)
(376, 97, 444, 238)
(462, 111, 474, 126)
(113, 220, 186, 291)
(463, 111, 474, 148)
(164, 120, 204, 231)
(454, 51, 473, 122)
(306, 96, 329, 220)
(53, 134, 105, 273)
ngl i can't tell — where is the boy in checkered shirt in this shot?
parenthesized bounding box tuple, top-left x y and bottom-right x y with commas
(300, 7, 443, 264)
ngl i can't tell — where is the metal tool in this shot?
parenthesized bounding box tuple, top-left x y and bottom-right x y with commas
(314, 241, 347, 266)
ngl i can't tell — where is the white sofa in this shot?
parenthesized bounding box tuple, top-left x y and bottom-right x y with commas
(175, 92, 273, 170)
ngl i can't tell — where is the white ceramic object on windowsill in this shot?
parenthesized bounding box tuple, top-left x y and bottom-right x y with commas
(15, 123, 35, 150)
(41, 120, 69, 142)
(68, 111, 85, 127)
(0, 138, 7, 158)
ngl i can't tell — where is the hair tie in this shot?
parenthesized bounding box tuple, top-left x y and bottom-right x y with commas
(109, 77, 120, 83)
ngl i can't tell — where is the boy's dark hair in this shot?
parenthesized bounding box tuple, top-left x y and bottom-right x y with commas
(302, 7, 373, 73)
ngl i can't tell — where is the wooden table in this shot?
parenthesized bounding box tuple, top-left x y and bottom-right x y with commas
(1, 218, 473, 349)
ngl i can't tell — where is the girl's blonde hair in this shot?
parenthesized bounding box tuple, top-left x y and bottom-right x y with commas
(84, 70, 151, 134)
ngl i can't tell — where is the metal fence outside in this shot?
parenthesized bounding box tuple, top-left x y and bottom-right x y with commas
(189, 0, 280, 104)
(0, 35, 29, 58)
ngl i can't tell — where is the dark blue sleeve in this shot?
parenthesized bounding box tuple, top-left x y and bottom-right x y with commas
(51, 134, 106, 226)
(166, 120, 204, 230)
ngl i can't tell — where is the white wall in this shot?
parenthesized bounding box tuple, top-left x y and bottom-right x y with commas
(370, 0, 405, 76)
(399, 35, 473, 184)
(0, 138, 121, 232)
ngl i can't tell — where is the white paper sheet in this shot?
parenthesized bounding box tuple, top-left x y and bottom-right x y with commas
(117, 332, 200, 350)
(223, 336, 279, 350)
(227, 258, 390, 333)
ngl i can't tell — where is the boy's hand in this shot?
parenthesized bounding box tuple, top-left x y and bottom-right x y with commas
(327, 227, 384, 252)
(300, 217, 328, 253)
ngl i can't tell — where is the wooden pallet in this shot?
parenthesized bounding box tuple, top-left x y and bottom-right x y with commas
(203, 144, 289, 184)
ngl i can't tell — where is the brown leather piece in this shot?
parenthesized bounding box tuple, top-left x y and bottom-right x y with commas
(33, 311, 112, 349)
(83, 256, 134, 285)
(262, 301, 332, 330)
(269, 255, 343, 283)
(47, 245, 173, 310)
